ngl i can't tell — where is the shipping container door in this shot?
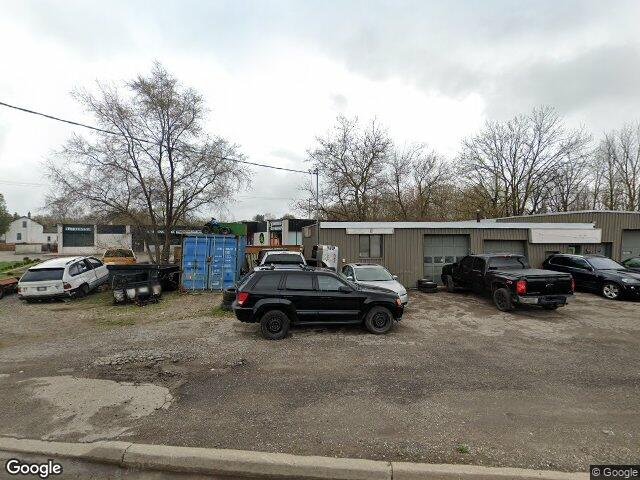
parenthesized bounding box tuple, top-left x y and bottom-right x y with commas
(181, 236, 209, 290)
(208, 236, 238, 290)
(423, 235, 470, 284)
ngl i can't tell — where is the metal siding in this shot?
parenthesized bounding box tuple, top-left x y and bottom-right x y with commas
(484, 240, 526, 255)
(496, 212, 640, 260)
(621, 230, 640, 260)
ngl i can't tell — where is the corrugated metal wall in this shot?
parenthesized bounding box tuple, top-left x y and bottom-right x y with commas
(496, 212, 640, 261)
(303, 212, 640, 287)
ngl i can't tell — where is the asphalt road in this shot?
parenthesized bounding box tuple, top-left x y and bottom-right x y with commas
(0, 288, 638, 472)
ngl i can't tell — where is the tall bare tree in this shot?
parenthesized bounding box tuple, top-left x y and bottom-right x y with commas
(304, 116, 391, 221)
(459, 106, 590, 217)
(47, 63, 245, 262)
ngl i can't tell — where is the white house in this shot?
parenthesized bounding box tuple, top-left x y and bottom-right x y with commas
(1, 215, 58, 245)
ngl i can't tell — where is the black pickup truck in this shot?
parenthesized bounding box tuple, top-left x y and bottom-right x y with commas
(441, 254, 574, 311)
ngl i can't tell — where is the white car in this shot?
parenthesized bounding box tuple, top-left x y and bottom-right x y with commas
(18, 256, 109, 301)
(342, 263, 408, 305)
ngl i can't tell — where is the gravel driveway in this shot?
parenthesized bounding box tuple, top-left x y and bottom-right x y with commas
(0, 288, 638, 472)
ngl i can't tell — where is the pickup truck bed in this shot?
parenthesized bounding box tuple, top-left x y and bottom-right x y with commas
(442, 254, 574, 312)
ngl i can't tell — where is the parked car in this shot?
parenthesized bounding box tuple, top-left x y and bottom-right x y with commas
(232, 264, 404, 339)
(102, 248, 137, 265)
(0, 277, 19, 300)
(341, 263, 408, 305)
(17, 256, 109, 301)
(442, 254, 574, 311)
(621, 256, 640, 272)
(256, 249, 306, 266)
(543, 254, 640, 300)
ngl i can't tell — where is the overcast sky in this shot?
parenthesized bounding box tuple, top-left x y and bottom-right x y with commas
(1, 0, 640, 221)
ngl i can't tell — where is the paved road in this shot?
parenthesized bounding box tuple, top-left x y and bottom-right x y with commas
(0, 289, 638, 472)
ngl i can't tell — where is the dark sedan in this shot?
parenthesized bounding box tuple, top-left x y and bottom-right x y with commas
(543, 254, 640, 300)
(621, 256, 640, 272)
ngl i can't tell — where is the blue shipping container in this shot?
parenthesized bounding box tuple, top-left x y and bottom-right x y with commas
(181, 234, 246, 291)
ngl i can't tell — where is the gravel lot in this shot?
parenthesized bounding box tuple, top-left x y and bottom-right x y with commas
(0, 287, 638, 472)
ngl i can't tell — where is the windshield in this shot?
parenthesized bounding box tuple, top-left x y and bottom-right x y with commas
(21, 268, 64, 282)
(487, 256, 529, 270)
(587, 257, 625, 270)
(263, 253, 303, 264)
(354, 266, 394, 281)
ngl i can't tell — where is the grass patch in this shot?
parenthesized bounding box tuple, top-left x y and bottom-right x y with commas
(209, 306, 232, 317)
(98, 316, 136, 327)
(457, 444, 470, 454)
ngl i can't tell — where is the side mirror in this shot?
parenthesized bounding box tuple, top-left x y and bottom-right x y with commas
(346, 275, 354, 281)
(338, 285, 352, 293)
(392, 275, 398, 280)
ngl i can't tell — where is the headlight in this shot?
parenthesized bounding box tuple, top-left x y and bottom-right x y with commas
(113, 290, 125, 301)
(621, 278, 639, 284)
(152, 284, 162, 296)
(126, 288, 136, 299)
(137, 286, 149, 295)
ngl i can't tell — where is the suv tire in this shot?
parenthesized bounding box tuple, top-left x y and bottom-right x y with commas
(493, 288, 514, 312)
(364, 306, 394, 334)
(260, 310, 290, 340)
(76, 283, 90, 298)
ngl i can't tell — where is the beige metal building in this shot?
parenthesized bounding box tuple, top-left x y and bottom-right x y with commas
(302, 211, 640, 287)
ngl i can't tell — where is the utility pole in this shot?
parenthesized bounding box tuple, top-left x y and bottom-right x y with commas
(315, 168, 320, 247)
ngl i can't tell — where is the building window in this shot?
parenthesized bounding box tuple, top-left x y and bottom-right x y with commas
(22, 221, 27, 228)
(359, 235, 382, 258)
(47, 236, 51, 242)
(16, 233, 22, 241)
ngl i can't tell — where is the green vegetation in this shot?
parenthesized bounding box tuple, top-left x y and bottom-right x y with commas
(457, 444, 470, 454)
(209, 306, 232, 317)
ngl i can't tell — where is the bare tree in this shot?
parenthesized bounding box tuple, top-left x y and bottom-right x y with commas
(304, 116, 391, 220)
(459, 106, 591, 217)
(47, 63, 246, 262)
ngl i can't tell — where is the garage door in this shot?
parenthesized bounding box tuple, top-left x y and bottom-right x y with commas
(621, 230, 640, 261)
(423, 235, 470, 284)
(483, 240, 526, 256)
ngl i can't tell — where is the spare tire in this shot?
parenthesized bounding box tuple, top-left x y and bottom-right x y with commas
(221, 287, 236, 311)
(417, 279, 438, 292)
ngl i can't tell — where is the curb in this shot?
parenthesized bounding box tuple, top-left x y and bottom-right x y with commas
(0, 436, 588, 480)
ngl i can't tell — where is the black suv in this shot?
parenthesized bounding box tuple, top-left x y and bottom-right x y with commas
(232, 265, 404, 339)
(543, 254, 640, 300)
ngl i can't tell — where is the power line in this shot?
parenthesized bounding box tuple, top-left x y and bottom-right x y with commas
(0, 100, 311, 175)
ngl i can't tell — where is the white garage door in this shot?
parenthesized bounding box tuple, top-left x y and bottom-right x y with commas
(483, 240, 526, 256)
(621, 230, 640, 260)
(423, 235, 470, 284)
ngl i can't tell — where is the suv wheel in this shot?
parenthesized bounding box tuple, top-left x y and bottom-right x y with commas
(602, 282, 621, 300)
(76, 283, 90, 298)
(445, 275, 456, 293)
(364, 306, 394, 334)
(260, 310, 290, 340)
(493, 288, 514, 312)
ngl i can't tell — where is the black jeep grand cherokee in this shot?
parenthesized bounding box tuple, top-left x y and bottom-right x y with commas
(232, 265, 404, 339)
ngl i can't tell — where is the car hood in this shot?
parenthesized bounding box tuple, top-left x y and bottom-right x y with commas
(357, 280, 406, 296)
(602, 269, 640, 282)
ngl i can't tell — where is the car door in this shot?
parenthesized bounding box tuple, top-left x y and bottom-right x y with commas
(80, 259, 99, 287)
(87, 257, 108, 284)
(454, 256, 474, 287)
(471, 257, 486, 293)
(282, 272, 318, 322)
(567, 257, 598, 290)
(316, 273, 361, 323)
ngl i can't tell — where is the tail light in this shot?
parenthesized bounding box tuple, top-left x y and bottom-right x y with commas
(570, 277, 575, 292)
(236, 291, 249, 306)
(515, 280, 527, 295)
(63, 283, 72, 290)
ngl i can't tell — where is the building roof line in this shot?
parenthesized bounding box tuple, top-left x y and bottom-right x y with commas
(495, 210, 640, 219)
(318, 221, 597, 230)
